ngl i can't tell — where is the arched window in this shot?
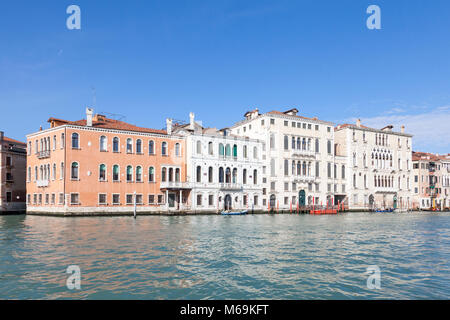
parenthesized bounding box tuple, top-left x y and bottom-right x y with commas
(113, 165, 119, 181)
(253, 169, 257, 185)
(126, 139, 133, 153)
(168, 168, 173, 182)
(292, 137, 296, 149)
(61, 133, 65, 148)
(196, 166, 202, 183)
(342, 165, 345, 179)
(225, 144, 231, 157)
(327, 140, 332, 154)
(28, 167, 31, 181)
(225, 167, 231, 183)
(297, 137, 301, 150)
(270, 134, 275, 150)
(162, 142, 167, 155)
(284, 135, 289, 150)
(149, 140, 155, 154)
(175, 168, 180, 182)
(243, 145, 248, 158)
(149, 167, 154, 182)
(315, 138, 319, 152)
(243, 169, 247, 184)
(71, 162, 79, 179)
(175, 143, 180, 156)
(126, 166, 133, 182)
(136, 166, 142, 182)
(100, 136, 107, 151)
(161, 167, 166, 182)
(136, 139, 142, 154)
(113, 137, 119, 152)
(297, 162, 301, 176)
(208, 142, 213, 155)
(208, 167, 213, 183)
(72, 133, 79, 149)
(99, 164, 106, 181)
(53, 164, 56, 180)
(253, 146, 258, 159)
(232, 144, 238, 158)
(232, 168, 237, 183)
(197, 141, 202, 154)
(219, 143, 224, 157)
(219, 167, 224, 183)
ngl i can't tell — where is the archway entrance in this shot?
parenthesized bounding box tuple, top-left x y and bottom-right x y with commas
(393, 195, 398, 209)
(369, 194, 374, 209)
(224, 194, 232, 210)
(298, 190, 306, 206)
(269, 194, 276, 208)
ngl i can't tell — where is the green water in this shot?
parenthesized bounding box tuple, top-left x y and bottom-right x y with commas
(1, 212, 449, 299)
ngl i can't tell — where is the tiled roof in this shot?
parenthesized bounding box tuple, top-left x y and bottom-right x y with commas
(2, 136, 26, 145)
(48, 116, 167, 135)
(412, 151, 441, 161)
(266, 110, 320, 122)
(335, 123, 372, 130)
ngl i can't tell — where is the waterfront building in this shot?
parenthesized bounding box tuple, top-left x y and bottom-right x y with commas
(334, 120, 413, 210)
(172, 113, 264, 212)
(412, 151, 450, 210)
(230, 108, 336, 209)
(0, 132, 27, 213)
(26, 108, 187, 214)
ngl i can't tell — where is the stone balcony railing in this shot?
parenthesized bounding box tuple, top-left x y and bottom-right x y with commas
(219, 183, 243, 190)
(293, 175, 316, 183)
(159, 181, 192, 189)
(290, 149, 316, 157)
(374, 186, 396, 193)
(36, 180, 49, 187)
(37, 150, 51, 159)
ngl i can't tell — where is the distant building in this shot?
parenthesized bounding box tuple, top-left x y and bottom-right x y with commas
(172, 113, 264, 212)
(412, 151, 450, 210)
(230, 108, 336, 209)
(0, 131, 27, 213)
(335, 120, 413, 210)
(26, 108, 187, 214)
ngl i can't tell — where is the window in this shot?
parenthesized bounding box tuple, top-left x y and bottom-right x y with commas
(136, 166, 142, 182)
(113, 137, 119, 152)
(158, 195, 164, 204)
(161, 167, 166, 182)
(99, 164, 106, 181)
(327, 140, 332, 154)
(71, 162, 79, 180)
(136, 194, 143, 205)
(70, 193, 79, 205)
(342, 165, 345, 179)
(243, 145, 248, 158)
(284, 159, 289, 176)
(6, 192, 12, 203)
(175, 143, 181, 156)
(208, 167, 213, 183)
(136, 139, 142, 154)
(126, 194, 133, 205)
(208, 195, 214, 206)
(197, 194, 202, 206)
(270, 134, 275, 150)
(219, 167, 224, 183)
(284, 136, 289, 150)
(148, 195, 155, 204)
(126, 138, 133, 153)
(208, 142, 213, 155)
(71, 133, 79, 149)
(253, 169, 257, 185)
(175, 168, 180, 182)
(149, 140, 155, 154)
(113, 165, 120, 181)
(233, 144, 238, 158)
(61, 133, 65, 149)
(149, 167, 155, 182)
(99, 194, 107, 205)
(225, 144, 231, 157)
(315, 139, 319, 152)
(197, 141, 202, 154)
(243, 169, 247, 184)
(253, 146, 258, 159)
(126, 166, 133, 182)
(113, 194, 120, 205)
(197, 166, 202, 183)
(100, 136, 107, 151)
(219, 143, 224, 157)
(162, 142, 167, 156)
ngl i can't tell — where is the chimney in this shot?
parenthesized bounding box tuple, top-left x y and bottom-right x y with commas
(86, 107, 94, 127)
(401, 125, 405, 133)
(0, 131, 3, 141)
(356, 119, 361, 127)
(166, 118, 173, 135)
(189, 112, 195, 130)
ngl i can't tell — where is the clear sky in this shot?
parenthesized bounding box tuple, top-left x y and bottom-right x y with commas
(1, 0, 449, 153)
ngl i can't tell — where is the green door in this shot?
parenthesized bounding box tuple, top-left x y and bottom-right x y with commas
(393, 195, 397, 209)
(299, 190, 306, 206)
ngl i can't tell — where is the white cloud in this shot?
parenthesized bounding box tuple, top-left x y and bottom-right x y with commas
(347, 106, 450, 154)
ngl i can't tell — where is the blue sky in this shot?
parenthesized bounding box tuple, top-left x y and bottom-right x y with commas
(1, 0, 449, 153)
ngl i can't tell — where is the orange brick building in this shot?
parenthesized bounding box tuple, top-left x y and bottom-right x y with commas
(26, 108, 188, 215)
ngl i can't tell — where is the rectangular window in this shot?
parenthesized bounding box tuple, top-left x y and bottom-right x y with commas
(196, 194, 202, 206)
(148, 195, 155, 204)
(136, 194, 143, 205)
(158, 195, 164, 204)
(254, 196, 258, 206)
(99, 194, 107, 205)
(315, 125, 319, 131)
(51, 194, 55, 205)
(284, 197, 288, 205)
(59, 193, 64, 205)
(113, 194, 120, 205)
(45, 194, 49, 205)
(208, 195, 214, 206)
(70, 193, 79, 205)
(6, 192, 12, 202)
(126, 194, 133, 205)
(284, 182, 289, 191)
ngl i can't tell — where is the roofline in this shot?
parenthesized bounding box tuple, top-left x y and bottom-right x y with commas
(335, 124, 413, 137)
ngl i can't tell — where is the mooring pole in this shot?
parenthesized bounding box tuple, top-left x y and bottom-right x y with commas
(133, 191, 137, 219)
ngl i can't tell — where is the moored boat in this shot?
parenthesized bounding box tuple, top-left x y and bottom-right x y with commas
(221, 210, 248, 216)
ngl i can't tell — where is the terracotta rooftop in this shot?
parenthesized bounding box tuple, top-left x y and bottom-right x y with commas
(412, 151, 442, 162)
(47, 116, 167, 135)
(266, 110, 321, 122)
(335, 123, 372, 130)
(1, 136, 26, 145)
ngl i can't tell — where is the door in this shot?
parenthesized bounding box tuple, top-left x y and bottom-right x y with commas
(393, 195, 397, 209)
(224, 194, 232, 210)
(168, 193, 176, 208)
(298, 190, 306, 206)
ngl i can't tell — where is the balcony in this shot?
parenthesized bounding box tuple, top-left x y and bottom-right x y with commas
(36, 180, 49, 187)
(159, 181, 192, 189)
(374, 186, 396, 193)
(293, 175, 316, 183)
(219, 183, 243, 190)
(37, 150, 51, 159)
(291, 149, 315, 157)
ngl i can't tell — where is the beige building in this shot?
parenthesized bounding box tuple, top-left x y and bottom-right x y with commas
(230, 108, 337, 209)
(0, 131, 27, 213)
(335, 120, 413, 210)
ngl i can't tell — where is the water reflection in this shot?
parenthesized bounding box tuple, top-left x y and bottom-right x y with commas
(0, 212, 449, 299)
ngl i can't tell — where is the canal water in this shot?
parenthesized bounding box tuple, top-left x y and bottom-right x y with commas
(1, 212, 449, 299)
